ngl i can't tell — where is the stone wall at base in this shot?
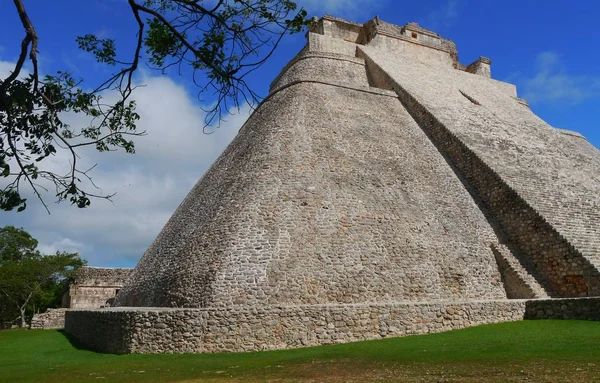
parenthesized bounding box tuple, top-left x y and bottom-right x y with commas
(65, 298, 600, 354)
(30, 308, 68, 330)
(525, 298, 600, 320)
(66, 300, 528, 354)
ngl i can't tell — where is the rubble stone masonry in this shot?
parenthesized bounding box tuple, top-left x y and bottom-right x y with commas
(65, 15, 600, 353)
(68, 267, 133, 309)
(65, 298, 600, 354)
(29, 267, 132, 329)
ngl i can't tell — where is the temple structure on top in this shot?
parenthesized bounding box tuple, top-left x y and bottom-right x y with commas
(65, 16, 600, 354)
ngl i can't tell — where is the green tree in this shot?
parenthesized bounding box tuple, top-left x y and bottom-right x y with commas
(0, 225, 38, 263)
(0, 0, 311, 213)
(0, 226, 85, 327)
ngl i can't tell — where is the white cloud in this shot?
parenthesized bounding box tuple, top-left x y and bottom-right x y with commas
(37, 237, 88, 256)
(297, 0, 384, 19)
(0, 68, 248, 267)
(519, 51, 600, 105)
(0, 60, 29, 79)
(0, 61, 13, 77)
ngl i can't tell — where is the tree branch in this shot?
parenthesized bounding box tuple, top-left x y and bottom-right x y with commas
(0, 0, 33, 101)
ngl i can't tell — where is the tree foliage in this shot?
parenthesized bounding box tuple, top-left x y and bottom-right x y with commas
(0, 226, 85, 327)
(0, 0, 311, 213)
(0, 225, 38, 263)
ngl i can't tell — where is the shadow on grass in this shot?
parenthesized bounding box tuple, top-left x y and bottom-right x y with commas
(58, 330, 109, 354)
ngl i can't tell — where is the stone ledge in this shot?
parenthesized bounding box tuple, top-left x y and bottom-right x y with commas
(64, 298, 600, 354)
(269, 79, 398, 100)
(269, 50, 366, 92)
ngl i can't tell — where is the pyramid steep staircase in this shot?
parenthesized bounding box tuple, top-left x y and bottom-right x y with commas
(491, 243, 550, 299)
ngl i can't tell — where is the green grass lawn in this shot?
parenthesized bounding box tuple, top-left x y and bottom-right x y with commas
(1, 320, 599, 383)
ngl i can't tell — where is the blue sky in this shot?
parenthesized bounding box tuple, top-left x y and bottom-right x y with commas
(0, 0, 598, 267)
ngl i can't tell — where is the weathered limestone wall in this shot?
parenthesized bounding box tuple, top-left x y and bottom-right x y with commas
(465, 57, 492, 77)
(29, 308, 68, 330)
(116, 15, 521, 309)
(358, 45, 600, 263)
(66, 15, 600, 355)
(491, 244, 549, 299)
(65, 298, 600, 354)
(305, 31, 358, 56)
(69, 267, 133, 309)
(65, 300, 525, 354)
(270, 52, 369, 91)
(29, 267, 133, 330)
(358, 46, 600, 297)
(318, 16, 366, 43)
(367, 34, 453, 68)
(116, 78, 509, 308)
(525, 298, 600, 320)
(72, 266, 134, 287)
(69, 286, 121, 309)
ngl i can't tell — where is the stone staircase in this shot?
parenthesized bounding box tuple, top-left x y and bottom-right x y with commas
(491, 243, 550, 299)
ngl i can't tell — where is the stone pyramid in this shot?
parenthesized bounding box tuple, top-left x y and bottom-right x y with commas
(66, 16, 600, 354)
